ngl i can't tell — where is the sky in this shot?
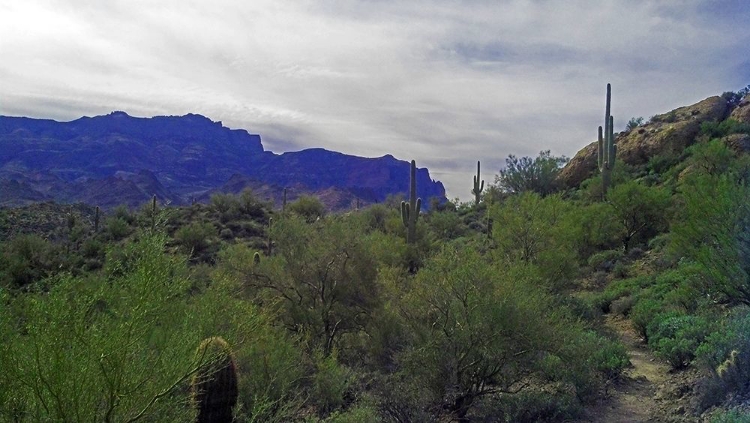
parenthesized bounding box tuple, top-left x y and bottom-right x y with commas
(1, 0, 749, 201)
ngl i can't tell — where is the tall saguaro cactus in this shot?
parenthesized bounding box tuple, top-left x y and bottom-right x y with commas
(150, 194, 157, 232)
(401, 160, 421, 244)
(191, 337, 239, 423)
(598, 83, 617, 197)
(472, 160, 484, 205)
(94, 205, 100, 233)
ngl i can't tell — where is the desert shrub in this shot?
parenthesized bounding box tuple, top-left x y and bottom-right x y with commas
(607, 180, 671, 251)
(626, 116, 644, 131)
(491, 193, 578, 288)
(175, 222, 215, 257)
(219, 228, 234, 239)
(591, 335, 631, 380)
(238, 189, 267, 219)
(311, 351, 353, 416)
(648, 314, 712, 369)
(701, 119, 750, 139)
(593, 275, 653, 313)
(396, 246, 609, 419)
(587, 249, 624, 272)
(495, 150, 568, 196)
(630, 298, 665, 341)
(613, 261, 629, 278)
(425, 209, 466, 240)
(710, 409, 750, 423)
(670, 172, 750, 306)
(112, 204, 135, 224)
(472, 390, 582, 423)
(610, 295, 636, 316)
(0, 236, 198, 421)
(287, 195, 326, 222)
(210, 192, 241, 222)
(0, 234, 59, 289)
(105, 216, 130, 240)
(697, 309, 750, 395)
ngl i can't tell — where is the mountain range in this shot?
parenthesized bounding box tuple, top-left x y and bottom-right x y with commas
(0, 111, 446, 210)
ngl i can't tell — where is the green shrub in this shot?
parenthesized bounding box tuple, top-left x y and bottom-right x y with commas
(646, 313, 712, 369)
(710, 409, 750, 423)
(175, 222, 215, 257)
(105, 216, 130, 240)
(288, 195, 326, 222)
(630, 298, 664, 341)
(311, 351, 352, 415)
(324, 404, 380, 423)
(610, 295, 636, 316)
(587, 249, 623, 271)
(701, 119, 750, 138)
(590, 334, 630, 381)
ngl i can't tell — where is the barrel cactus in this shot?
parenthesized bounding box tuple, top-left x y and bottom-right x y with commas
(191, 337, 239, 423)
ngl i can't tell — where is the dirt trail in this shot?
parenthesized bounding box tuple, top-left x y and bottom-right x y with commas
(575, 314, 672, 423)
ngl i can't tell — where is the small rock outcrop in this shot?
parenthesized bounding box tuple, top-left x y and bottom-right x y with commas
(559, 96, 729, 188)
(729, 99, 750, 124)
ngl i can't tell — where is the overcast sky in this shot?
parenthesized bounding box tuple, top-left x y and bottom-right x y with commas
(1, 0, 749, 201)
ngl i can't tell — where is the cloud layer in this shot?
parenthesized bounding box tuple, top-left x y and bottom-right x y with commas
(2, 0, 749, 200)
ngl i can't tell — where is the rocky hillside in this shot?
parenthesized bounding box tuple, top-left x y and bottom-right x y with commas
(559, 94, 750, 188)
(0, 112, 445, 210)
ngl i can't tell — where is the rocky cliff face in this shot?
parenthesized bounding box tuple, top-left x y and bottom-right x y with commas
(558, 95, 731, 188)
(0, 112, 445, 210)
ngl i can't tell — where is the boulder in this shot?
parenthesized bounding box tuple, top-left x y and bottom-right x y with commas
(722, 133, 750, 154)
(729, 99, 750, 124)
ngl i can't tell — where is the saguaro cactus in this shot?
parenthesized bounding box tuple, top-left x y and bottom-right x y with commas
(94, 206, 100, 233)
(267, 217, 273, 256)
(282, 188, 288, 213)
(191, 337, 239, 423)
(151, 194, 157, 231)
(598, 83, 617, 197)
(401, 160, 421, 244)
(472, 161, 484, 205)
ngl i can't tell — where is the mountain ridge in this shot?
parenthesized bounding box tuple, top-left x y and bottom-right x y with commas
(0, 112, 446, 210)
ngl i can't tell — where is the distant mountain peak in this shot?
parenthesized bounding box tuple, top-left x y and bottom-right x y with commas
(0, 112, 446, 210)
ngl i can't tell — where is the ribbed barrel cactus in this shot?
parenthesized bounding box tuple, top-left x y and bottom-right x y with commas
(191, 337, 239, 423)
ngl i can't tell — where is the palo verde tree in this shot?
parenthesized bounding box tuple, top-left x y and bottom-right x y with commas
(496, 150, 568, 196)
(245, 216, 379, 357)
(606, 180, 670, 252)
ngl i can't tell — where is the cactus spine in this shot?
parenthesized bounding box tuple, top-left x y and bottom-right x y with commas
(472, 160, 484, 205)
(253, 251, 261, 265)
(191, 337, 239, 423)
(598, 83, 616, 197)
(401, 160, 421, 244)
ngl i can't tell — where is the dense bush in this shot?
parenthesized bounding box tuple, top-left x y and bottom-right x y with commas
(495, 150, 568, 196)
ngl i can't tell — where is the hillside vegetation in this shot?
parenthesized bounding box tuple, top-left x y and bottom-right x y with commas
(1, 86, 750, 422)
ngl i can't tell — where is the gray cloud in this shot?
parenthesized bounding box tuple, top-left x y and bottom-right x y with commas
(1, 0, 748, 201)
